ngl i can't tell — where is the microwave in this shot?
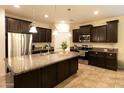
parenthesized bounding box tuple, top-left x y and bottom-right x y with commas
(79, 35, 90, 42)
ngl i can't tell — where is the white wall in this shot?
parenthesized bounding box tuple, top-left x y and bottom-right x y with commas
(0, 8, 5, 76)
(71, 16, 124, 69)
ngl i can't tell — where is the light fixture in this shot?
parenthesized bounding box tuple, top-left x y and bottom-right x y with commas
(44, 14, 49, 18)
(29, 9, 37, 33)
(13, 5, 20, 8)
(94, 11, 99, 15)
(29, 25, 37, 33)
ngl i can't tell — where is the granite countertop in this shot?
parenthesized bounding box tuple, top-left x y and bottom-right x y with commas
(70, 47, 118, 53)
(5, 52, 79, 75)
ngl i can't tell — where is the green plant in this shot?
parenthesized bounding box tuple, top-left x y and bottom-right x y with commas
(61, 41, 68, 51)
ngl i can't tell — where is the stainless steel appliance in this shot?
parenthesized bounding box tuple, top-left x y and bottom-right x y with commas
(8, 32, 32, 57)
(79, 35, 90, 42)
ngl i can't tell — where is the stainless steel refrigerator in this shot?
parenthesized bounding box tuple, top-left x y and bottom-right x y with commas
(8, 32, 32, 58)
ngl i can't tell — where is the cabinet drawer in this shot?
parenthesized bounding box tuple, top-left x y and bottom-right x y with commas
(106, 53, 116, 59)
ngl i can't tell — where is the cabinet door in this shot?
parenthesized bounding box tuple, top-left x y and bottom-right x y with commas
(105, 53, 117, 70)
(73, 29, 79, 42)
(7, 17, 21, 33)
(14, 69, 41, 88)
(69, 58, 78, 75)
(79, 27, 90, 35)
(88, 51, 97, 66)
(42, 64, 57, 88)
(39, 28, 46, 42)
(57, 60, 70, 83)
(98, 26, 107, 42)
(91, 27, 98, 42)
(20, 21, 31, 33)
(46, 29, 52, 42)
(32, 28, 40, 42)
(107, 20, 118, 42)
(96, 52, 105, 68)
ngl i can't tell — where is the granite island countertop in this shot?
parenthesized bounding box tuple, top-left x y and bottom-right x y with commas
(5, 52, 79, 75)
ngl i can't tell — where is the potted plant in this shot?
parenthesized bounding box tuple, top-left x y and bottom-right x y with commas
(61, 41, 68, 52)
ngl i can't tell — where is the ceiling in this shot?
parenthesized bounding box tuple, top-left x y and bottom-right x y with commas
(1, 5, 124, 24)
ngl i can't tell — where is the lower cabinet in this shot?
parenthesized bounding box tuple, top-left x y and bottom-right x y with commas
(88, 51, 117, 71)
(14, 69, 41, 88)
(57, 60, 70, 83)
(42, 64, 57, 88)
(70, 58, 78, 75)
(13, 57, 78, 88)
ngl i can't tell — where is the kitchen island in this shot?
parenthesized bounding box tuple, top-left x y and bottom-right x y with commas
(5, 52, 79, 88)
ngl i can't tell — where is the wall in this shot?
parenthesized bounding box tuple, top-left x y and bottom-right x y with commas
(0, 8, 5, 76)
(71, 16, 124, 69)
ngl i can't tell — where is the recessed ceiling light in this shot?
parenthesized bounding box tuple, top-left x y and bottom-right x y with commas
(13, 5, 20, 8)
(94, 11, 99, 15)
(44, 14, 49, 18)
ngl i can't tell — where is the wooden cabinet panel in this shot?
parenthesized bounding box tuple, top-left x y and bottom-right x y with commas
(14, 69, 41, 88)
(32, 27, 52, 43)
(39, 28, 46, 42)
(91, 27, 99, 42)
(79, 25, 92, 35)
(91, 25, 106, 42)
(57, 60, 70, 83)
(73, 29, 79, 42)
(32, 28, 40, 42)
(42, 64, 57, 88)
(46, 29, 52, 42)
(20, 21, 31, 33)
(88, 51, 117, 70)
(107, 20, 118, 42)
(106, 53, 117, 70)
(69, 58, 78, 75)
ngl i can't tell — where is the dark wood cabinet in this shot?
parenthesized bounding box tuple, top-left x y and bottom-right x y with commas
(32, 28, 40, 42)
(6, 17, 31, 33)
(69, 58, 78, 75)
(42, 64, 57, 88)
(91, 25, 107, 42)
(106, 53, 117, 70)
(79, 25, 92, 35)
(32, 27, 52, 43)
(14, 69, 41, 88)
(57, 60, 70, 83)
(106, 20, 118, 43)
(39, 28, 46, 42)
(73, 29, 79, 42)
(88, 51, 117, 71)
(46, 29, 52, 42)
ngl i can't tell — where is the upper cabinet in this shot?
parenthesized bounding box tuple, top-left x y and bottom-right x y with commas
(32, 27, 52, 43)
(106, 20, 119, 43)
(6, 17, 31, 34)
(91, 25, 107, 42)
(73, 29, 79, 42)
(72, 20, 118, 43)
(79, 25, 92, 35)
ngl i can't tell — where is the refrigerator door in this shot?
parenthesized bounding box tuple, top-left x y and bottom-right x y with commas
(8, 32, 32, 58)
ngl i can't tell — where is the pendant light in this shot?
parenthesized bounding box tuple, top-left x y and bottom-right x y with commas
(29, 8, 37, 33)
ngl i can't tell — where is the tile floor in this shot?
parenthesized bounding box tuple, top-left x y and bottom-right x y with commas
(0, 60, 124, 88)
(56, 63, 124, 88)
